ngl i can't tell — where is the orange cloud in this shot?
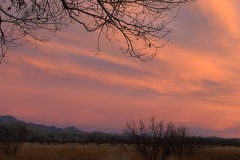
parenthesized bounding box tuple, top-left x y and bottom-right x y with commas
(198, 0, 240, 36)
(1, 0, 240, 137)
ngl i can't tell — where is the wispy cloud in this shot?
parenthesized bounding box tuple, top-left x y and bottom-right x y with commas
(0, 0, 240, 136)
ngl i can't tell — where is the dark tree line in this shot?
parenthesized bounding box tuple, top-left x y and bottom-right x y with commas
(1, 120, 240, 157)
(27, 131, 127, 145)
(0, 0, 195, 63)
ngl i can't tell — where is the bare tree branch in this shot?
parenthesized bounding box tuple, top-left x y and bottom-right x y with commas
(0, 0, 196, 63)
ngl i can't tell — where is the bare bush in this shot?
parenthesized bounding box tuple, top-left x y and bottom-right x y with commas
(161, 122, 201, 159)
(0, 123, 29, 156)
(124, 117, 202, 160)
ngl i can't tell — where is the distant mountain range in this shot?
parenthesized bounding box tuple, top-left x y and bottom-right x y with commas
(0, 115, 87, 134)
(1, 115, 240, 147)
(0, 115, 124, 145)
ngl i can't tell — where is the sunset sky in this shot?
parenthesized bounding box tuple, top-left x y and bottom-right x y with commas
(1, 0, 240, 138)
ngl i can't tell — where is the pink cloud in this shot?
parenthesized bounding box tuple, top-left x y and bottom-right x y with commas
(1, 1, 240, 137)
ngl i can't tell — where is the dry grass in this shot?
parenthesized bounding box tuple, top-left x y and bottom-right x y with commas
(1, 144, 240, 160)
(166, 146, 240, 160)
(196, 147, 240, 160)
(0, 143, 141, 160)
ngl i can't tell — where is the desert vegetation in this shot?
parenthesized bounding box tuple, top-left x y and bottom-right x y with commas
(124, 118, 202, 160)
(1, 116, 240, 160)
(0, 123, 29, 156)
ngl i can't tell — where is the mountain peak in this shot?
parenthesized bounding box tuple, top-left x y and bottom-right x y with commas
(0, 115, 87, 134)
(64, 126, 80, 132)
(0, 115, 19, 123)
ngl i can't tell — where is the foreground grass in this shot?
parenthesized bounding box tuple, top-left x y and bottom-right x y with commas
(1, 144, 240, 160)
(0, 143, 141, 160)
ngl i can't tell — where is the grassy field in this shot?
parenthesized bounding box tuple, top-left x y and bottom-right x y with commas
(1, 143, 240, 160)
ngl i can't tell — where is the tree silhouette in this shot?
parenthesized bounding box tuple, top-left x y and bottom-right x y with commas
(124, 117, 202, 160)
(0, 0, 195, 63)
(0, 123, 29, 156)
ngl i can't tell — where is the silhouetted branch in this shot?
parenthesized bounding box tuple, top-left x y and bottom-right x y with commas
(0, 0, 195, 63)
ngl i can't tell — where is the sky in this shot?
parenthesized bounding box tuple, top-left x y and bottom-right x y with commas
(1, 0, 240, 138)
